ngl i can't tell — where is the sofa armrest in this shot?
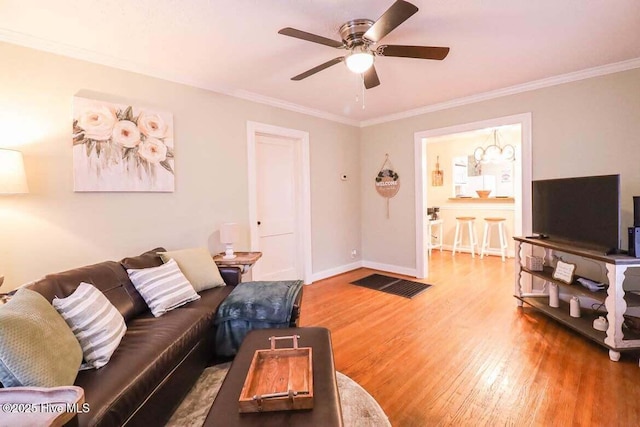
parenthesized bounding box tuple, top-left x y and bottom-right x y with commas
(219, 267, 242, 286)
(0, 386, 84, 426)
(290, 285, 303, 327)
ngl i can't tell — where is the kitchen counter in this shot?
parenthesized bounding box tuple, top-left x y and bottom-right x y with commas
(448, 197, 514, 203)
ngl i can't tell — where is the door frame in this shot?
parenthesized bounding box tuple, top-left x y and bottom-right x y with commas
(414, 113, 533, 278)
(247, 121, 313, 284)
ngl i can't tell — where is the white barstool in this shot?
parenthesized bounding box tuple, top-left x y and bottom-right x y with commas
(426, 219, 443, 256)
(452, 216, 478, 257)
(480, 217, 508, 261)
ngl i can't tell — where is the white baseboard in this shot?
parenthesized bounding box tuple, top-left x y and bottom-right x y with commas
(361, 261, 417, 277)
(311, 252, 513, 284)
(441, 244, 514, 258)
(311, 261, 363, 283)
(311, 259, 419, 283)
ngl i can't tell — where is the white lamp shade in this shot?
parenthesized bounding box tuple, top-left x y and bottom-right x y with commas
(220, 222, 239, 244)
(345, 48, 374, 74)
(0, 149, 28, 194)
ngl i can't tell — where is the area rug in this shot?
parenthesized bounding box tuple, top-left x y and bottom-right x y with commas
(166, 362, 390, 427)
(351, 273, 432, 299)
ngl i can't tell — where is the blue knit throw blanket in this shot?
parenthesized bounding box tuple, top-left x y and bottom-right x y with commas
(214, 280, 303, 357)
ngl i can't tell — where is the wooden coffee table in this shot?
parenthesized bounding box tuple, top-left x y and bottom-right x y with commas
(203, 327, 343, 427)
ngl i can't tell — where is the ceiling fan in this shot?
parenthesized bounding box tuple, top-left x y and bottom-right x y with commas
(278, 0, 450, 89)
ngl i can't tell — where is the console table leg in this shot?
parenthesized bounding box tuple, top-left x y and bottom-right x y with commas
(609, 350, 621, 362)
(516, 299, 523, 307)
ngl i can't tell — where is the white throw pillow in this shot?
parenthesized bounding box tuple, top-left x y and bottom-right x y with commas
(127, 258, 200, 317)
(158, 247, 225, 292)
(53, 282, 127, 370)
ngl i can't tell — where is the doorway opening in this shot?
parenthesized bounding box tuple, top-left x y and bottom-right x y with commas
(247, 121, 312, 284)
(414, 113, 532, 278)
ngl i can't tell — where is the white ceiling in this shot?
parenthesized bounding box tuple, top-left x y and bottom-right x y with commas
(1, 0, 639, 125)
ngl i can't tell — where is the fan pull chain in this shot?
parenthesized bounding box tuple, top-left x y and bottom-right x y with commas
(354, 75, 366, 109)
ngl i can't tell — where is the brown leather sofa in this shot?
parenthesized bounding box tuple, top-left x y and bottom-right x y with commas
(24, 248, 242, 427)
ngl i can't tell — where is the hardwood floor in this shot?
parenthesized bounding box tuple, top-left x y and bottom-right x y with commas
(299, 251, 640, 426)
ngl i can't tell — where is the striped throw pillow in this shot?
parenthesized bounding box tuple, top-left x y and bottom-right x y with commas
(52, 282, 127, 370)
(127, 258, 200, 317)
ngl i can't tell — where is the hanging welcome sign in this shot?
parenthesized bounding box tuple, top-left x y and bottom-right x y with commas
(375, 154, 400, 218)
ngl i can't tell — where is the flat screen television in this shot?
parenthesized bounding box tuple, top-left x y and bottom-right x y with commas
(532, 174, 620, 253)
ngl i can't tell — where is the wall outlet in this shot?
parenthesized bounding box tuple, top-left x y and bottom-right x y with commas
(350, 249, 357, 258)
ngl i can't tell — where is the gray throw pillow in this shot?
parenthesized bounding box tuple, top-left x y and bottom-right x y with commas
(0, 288, 83, 387)
(53, 282, 127, 370)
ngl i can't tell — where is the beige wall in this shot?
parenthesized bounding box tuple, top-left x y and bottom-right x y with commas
(0, 42, 361, 290)
(2, 41, 639, 287)
(361, 68, 640, 272)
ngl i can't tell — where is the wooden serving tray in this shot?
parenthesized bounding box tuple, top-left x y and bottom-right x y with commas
(239, 334, 313, 413)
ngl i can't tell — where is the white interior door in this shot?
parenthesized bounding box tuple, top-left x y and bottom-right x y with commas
(253, 134, 301, 281)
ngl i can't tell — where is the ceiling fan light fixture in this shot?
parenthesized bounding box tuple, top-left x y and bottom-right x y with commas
(345, 47, 374, 74)
(278, 1, 450, 87)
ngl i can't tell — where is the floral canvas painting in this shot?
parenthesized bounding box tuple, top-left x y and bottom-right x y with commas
(73, 97, 174, 192)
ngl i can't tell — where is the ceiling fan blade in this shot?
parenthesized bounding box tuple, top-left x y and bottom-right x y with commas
(278, 27, 344, 48)
(364, 0, 419, 43)
(377, 45, 450, 60)
(291, 57, 345, 81)
(363, 65, 380, 89)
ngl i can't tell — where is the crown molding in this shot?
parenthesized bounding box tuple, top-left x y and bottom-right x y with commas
(0, 29, 359, 127)
(1, 28, 638, 129)
(0, 29, 232, 95)
(230, 89, 359, 126)
(360, 57, 640, 127)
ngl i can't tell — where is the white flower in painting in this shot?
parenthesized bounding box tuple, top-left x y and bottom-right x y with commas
(138, 137, 168, 163)
(112, 120, 141, 148)
(137, 112, 168, 138)
(77, 105, 117, 141)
